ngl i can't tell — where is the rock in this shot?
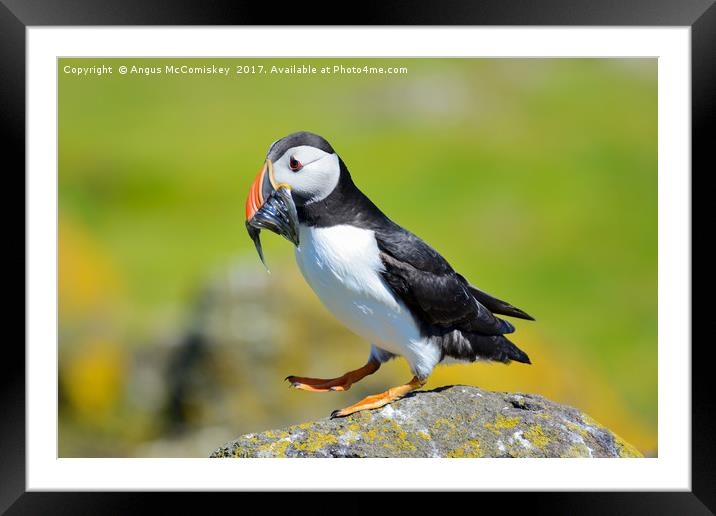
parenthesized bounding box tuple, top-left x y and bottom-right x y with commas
(210, 385, 642, 458)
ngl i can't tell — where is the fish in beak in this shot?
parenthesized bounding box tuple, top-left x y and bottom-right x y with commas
(245, 159, 300, 269)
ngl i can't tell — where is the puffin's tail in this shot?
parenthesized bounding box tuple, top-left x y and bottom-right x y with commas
(439, 331, 531, 364)
(466, 283, 535, 321)
(470, 334, 531, 364)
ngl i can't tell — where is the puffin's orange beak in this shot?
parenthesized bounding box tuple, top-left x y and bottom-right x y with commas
(245, 160, 273, 221)
(244, 158, 299, 269)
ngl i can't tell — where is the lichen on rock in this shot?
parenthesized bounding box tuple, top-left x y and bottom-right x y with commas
(210, 385, 643, 458)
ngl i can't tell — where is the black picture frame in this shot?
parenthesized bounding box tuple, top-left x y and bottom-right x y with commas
(4, 0, 711, 512)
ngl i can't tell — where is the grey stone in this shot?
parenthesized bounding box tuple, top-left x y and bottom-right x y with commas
(210, 385, 642, 458)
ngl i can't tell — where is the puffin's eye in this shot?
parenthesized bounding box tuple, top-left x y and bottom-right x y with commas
(289, 156, 303, 172)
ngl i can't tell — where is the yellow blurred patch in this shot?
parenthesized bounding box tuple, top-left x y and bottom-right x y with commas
(63, 339, 125, 424)
(59, 214, 120, 318)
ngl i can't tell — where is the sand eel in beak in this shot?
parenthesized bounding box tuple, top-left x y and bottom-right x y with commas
(245, 131, 534, 418)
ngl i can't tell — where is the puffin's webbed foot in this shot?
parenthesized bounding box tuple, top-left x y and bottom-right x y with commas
(330, 376, 426, 418)
(285, 361, 379, 393)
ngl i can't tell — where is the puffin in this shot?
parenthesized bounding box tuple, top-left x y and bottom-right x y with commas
(245, 131, 533, 418)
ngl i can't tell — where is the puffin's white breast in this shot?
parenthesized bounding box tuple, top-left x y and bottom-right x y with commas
(294, 224, 422, 356)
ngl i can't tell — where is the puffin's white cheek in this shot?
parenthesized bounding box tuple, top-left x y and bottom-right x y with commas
(292, 174, 318, 196)
(301, 171, 334, 200)
(273, 168, 295, 189)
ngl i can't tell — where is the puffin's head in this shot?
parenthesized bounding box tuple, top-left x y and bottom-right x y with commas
(245, 131, 339, 267)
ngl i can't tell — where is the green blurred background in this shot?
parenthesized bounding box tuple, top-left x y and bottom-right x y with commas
(58, 58, 657, 457)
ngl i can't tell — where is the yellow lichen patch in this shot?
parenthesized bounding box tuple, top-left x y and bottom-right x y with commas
(383, 421, 416, 453)
(565, 421, 590, 438)
(433, 417, 458, 437)
(340, 430, 361, 445)
(362, 428, 380, 442)
(448, 447, 466, 457)
(264, 430, 289, 439)
(434, 418, 453, 429)
(293, 431, 338, 453)
(524, 424, 550, 451)
(416, 431, 431, 441)
(495, 414, 520, 429)
(447, 439, 482, 458)
(357, 412, 373, 424)
(484, 414, 521, 435)
(258, 439, 291, 457)
(562, 443, 591, 458)
(389, 420, 408, 441)
(382, 439, 417, 453)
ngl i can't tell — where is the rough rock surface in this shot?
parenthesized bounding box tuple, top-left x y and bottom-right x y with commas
(210, 385, 642, 458)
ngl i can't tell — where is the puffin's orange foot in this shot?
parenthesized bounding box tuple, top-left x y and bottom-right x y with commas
(330, 376, 426, 418)
(285, 361, 380, 393)
(285, 375, 352, 392)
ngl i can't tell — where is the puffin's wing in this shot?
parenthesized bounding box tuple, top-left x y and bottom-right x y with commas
(375, 228, 513, 336)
